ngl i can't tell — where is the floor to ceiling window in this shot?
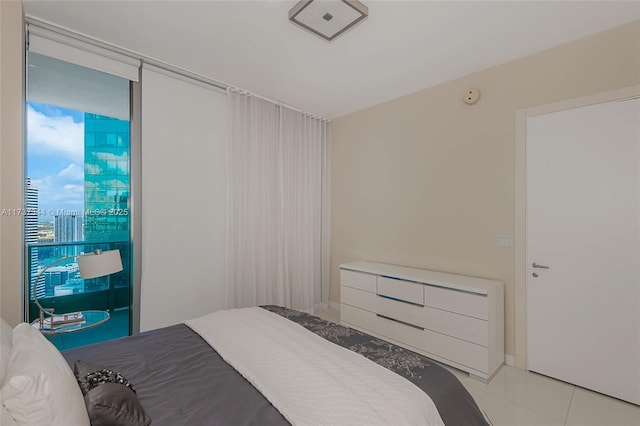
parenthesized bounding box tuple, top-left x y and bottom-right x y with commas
(25, 43, 136, 350)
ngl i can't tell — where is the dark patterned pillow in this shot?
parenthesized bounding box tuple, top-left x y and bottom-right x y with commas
(74, 360, 104, 394)
(85, 367, 136, 393)
(73, 360, 150, 426)
(74, 360, 134, 395)
(84, 383, 151, 426)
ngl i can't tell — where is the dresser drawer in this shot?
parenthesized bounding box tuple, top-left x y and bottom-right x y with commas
(341, 285, 378, 310)
(373, 295, 489, 347)
(342, 286, 488, 346)
(342, 285, 424, 329)
(421, 306, 487, 347)
(341, 269, 377, 293)
(424, 284, 488, 320)
(377, 276, 424, 305)
(341, 302, 379, 334)
(341, 304, 489, 374)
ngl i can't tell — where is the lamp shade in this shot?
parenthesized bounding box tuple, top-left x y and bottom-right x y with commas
(78, 249, 123, 279)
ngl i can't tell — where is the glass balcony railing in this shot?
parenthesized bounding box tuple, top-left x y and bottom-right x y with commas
(26, 240, 132, 328)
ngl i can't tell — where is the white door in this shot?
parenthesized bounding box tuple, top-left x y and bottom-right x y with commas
(526, 97, 640, 405)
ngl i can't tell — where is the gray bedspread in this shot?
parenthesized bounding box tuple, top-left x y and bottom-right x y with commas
(63, 306, 488, 426)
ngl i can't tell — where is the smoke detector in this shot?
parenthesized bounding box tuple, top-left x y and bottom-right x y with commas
(464, 89, 481, 105)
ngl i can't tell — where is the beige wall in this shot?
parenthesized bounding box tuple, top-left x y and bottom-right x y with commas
(0, 0, 24, 326)
(330, 20, 640, 358)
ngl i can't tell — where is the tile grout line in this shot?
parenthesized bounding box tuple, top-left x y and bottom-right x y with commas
(471, 386, 549, 425)
(465, 380, 573, 425)
(563, 386, 576, 425)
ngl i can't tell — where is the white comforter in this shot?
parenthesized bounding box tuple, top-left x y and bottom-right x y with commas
(186, 307, 445, 426)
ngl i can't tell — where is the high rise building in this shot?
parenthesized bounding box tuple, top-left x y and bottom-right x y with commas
(43, 266, 69, 297)
(54, 213, 84, 242)
(25, 178, 43, 299)
(83, 113, 131, 311)
(83, 113, 130, 241)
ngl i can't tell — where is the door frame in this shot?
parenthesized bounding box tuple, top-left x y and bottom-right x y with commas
(514, 84, 640, 369)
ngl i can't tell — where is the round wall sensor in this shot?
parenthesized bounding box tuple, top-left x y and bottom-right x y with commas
(464, 88, 481, 105)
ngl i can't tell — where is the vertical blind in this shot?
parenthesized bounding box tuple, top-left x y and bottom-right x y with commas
(139, 64, 229, 331)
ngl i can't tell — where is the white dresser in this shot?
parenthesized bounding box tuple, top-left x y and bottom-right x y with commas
(340, 261, 504, 381)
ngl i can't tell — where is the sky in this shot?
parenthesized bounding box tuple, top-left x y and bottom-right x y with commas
(27, 101, 85, 222)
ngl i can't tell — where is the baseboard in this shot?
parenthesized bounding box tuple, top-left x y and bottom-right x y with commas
(329, 301, 340, 311)
(313, 302, 328, 311)
(505, 354, 516, 367)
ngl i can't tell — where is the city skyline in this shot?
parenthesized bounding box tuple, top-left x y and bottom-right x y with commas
(27, 102, 131, 301)
(27, 101, 130, 242)
(24, 53, 133, 343)
(27, 101, 85, 222)
(25, 178, 43, 298)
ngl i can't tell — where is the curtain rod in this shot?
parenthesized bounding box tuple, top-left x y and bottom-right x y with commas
(25, 16, 329, 121)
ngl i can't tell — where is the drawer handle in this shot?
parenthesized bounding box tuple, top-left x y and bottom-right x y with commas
(424, 283, 487, 297)
(381, 275, 418, 284)
(378, 294, 424, 307)
(376, 314, 425, 330)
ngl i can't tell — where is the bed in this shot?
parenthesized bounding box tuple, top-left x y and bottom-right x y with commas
(1, 306, 489, 426)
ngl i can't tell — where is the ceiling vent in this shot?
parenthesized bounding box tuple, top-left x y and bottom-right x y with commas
(289, 0, 368, 42)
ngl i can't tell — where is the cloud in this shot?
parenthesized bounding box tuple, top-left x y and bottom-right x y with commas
(30, 175, 84, 211)
(27, 105, 84, 162)
(85, 152, 129, 175)
(62, 184, 84, 193)
(83, 179, 127, 190)
(58, 163, 84, 181)
(85, 164, 101, 174)
(31, 176, 55, 196)
(95, 152, 129, 161)
(90, 151, 129, 174)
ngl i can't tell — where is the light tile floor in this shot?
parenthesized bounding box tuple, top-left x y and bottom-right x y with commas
(314, 306, 640, 426)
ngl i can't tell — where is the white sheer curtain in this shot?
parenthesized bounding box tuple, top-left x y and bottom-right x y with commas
(227, 90, 330, 312)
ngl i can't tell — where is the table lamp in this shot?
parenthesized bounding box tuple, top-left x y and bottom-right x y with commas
(32, 249, 123, 326)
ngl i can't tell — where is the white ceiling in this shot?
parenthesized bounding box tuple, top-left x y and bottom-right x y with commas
(23, 1, 640, 119)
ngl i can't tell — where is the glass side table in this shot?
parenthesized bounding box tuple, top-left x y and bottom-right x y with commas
(31, 310, 110, 341)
